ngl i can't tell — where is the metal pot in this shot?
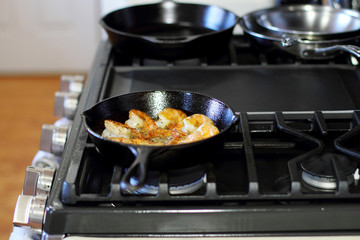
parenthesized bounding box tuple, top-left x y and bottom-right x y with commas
(100, 1, 239, 59)
(239, 5, 360, 59)
(82, 90, 238, 192)
(329, 0, 360, 10)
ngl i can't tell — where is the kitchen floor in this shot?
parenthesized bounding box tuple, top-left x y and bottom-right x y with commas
(0, 75, 60, 240)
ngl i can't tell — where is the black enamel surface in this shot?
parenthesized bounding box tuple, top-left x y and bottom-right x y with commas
(104, 66, 359, 112)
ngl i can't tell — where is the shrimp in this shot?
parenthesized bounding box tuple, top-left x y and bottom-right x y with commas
(148, 128, 187, 145)
(125, 109, 157, 130)
(102, 120, 144, 139)
(101, 109, 220, 146)
(197, 122, 220, 138)
(156, 108, 187, 130)
(137, 128, 186, 144)
(103, 120, 185, 145)
(179, 122, 220, 144)
(110, 137, 164, 146)
(182, 114, 214, 134)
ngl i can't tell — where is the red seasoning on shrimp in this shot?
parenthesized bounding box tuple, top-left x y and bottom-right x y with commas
(101, 108, 219, 145)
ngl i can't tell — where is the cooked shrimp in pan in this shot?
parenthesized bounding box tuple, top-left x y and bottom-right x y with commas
(149, 128, 187, 145)
(179, 122, 220, 144)
(197, 122, 220, 138)
(102, 120, 144, 139)
(182, 114, 214, 134)
(102, 108, 220, 145)
(156, 108, 187, 130)
(125, 109, 157, 130)
(110, 137, 164, 146)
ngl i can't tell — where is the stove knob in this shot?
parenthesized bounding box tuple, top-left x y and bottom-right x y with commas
(60, 74, 84, 93)
(23, 166, 55, 196)
(40, 124, 69, 156)
(13, 195, 47, 229)
(54, 91, 80, 119)
(32, 152, 59, 169)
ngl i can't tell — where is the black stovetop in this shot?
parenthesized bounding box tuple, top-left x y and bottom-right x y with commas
(43, 36, 360, 237)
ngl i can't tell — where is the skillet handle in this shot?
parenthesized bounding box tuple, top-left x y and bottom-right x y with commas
(308, 45, 360, 59)
(120, 147, 153, 192)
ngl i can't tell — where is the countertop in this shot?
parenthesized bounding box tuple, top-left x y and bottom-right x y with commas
(0, 75, 60, 240)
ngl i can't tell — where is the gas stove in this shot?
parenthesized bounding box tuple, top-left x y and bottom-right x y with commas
(12, 35, 360, 239)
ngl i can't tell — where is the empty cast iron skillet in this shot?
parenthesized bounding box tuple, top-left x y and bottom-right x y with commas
(82, 90, 238, 192)
(100, 1, 239, 59)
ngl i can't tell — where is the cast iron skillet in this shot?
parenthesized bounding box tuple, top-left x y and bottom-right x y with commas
(81, 90, 238, 192)
(100, 1, 239, 59)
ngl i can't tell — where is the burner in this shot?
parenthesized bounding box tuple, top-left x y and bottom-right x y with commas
(122, 164, 207, 195)
(300, 153, 358, 190)
(125, 171, 160, 196)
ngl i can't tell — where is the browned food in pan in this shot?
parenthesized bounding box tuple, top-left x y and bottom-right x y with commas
(101, 108, 219, 145)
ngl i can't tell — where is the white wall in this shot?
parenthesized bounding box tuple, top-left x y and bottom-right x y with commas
(0, 0, 276, 74)
(100, 0, 275, 16)
(0, 0, 102, 74)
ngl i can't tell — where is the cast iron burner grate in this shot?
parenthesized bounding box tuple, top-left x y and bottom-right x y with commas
(61, 111, 360, 204)
(301, 153, 358, 191)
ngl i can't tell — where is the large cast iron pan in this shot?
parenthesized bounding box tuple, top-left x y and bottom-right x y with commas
(100, 1, 238, 59)
(82, 90, 238, 191)
(239, 5, 360, 59)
